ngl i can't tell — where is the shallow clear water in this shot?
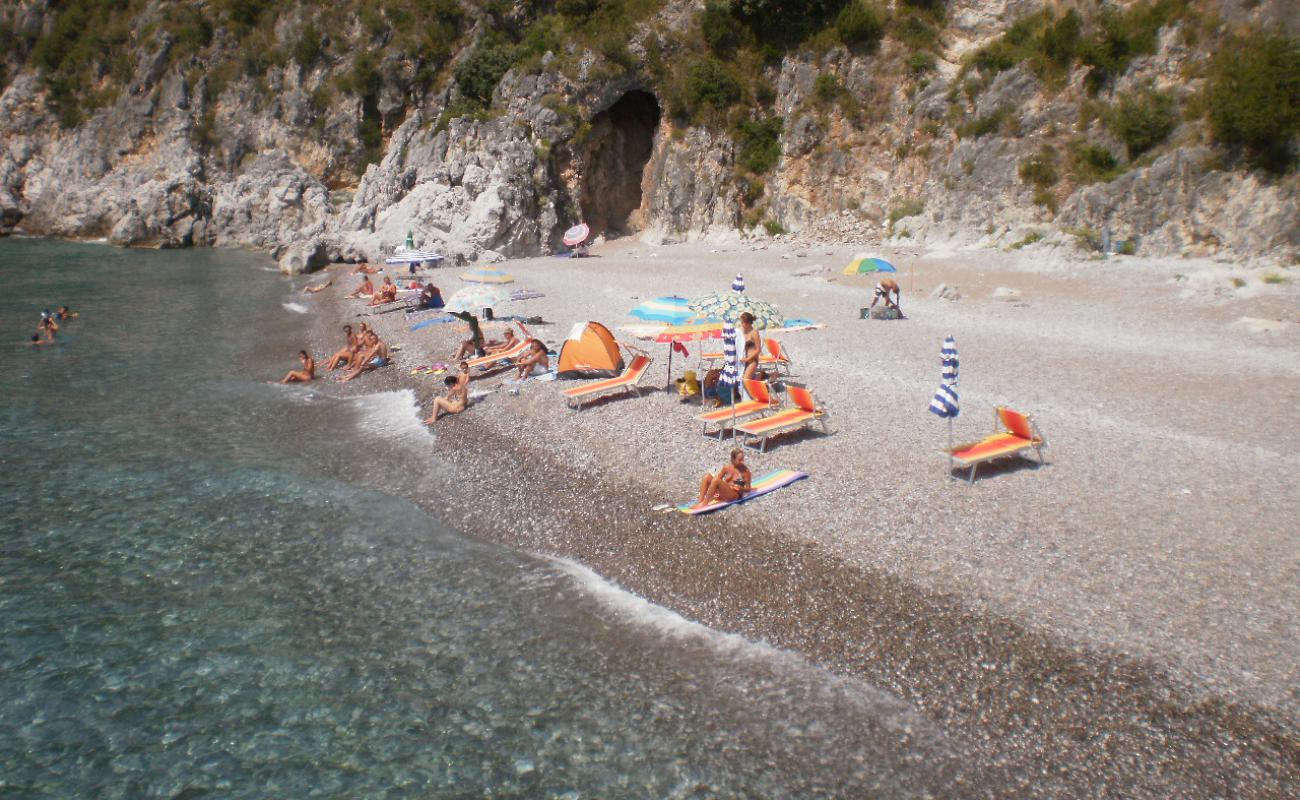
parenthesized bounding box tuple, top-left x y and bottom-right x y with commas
(0, 240, 975, 798)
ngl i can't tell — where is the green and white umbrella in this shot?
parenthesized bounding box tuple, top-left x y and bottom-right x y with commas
(687, 292, 784, 329)
(445, 285, 510, 313)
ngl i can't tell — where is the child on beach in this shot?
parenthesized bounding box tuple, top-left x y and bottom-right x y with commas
(697, 449, 752, 506)
(280, 350, 316, 383)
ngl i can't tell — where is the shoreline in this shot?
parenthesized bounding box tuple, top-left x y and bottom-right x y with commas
(301, 239, 1298, 797)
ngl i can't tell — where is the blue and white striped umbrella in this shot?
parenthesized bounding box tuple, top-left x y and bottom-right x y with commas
(929, 335, 960, 418)
(731, 273, 745, 293)
(629, 296, 694, 324)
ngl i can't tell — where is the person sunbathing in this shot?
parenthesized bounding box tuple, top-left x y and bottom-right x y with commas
(302, 280, 333, 294)
(697, 448, 752, 506)
(869, 277, 903, 318)
(280, 350, 315, 383)
(451, 311, 486, 360)
(345, 276, 375, 298)
(513, 339, 550, 380)
(324, 325, 358, 371)
(424, 374, 468, 424)
(484, 327, 519, 355)
(340, 332, 390, 382)
(352, 262, 379, 274)
(368, 276, 398, 306)
(417, 283, 444, 309)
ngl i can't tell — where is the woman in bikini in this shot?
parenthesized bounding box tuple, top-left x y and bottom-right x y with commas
(280, 350, 315, 383)
(739, 311, 761, 383)
(513, 339, 549, 380)
(697, 448, 752, 506)
(324, 325, 357, 371)
(424, 374, 469, 424)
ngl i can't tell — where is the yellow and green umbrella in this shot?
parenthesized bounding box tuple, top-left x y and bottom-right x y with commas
(842, 253, 897, 275)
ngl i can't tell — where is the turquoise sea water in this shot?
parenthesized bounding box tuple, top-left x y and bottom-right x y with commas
(0, 240, 978, 798)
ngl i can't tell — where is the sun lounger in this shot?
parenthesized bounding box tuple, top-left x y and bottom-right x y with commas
(695, 378, 778, 439)
(678, 469, 809, 515)
(946, 407, 1047, 483)
(563, 355, 652, 409)
(466, 338, 530, 371)
(757, 339, 792, 376)
(735, 385, 829, 452)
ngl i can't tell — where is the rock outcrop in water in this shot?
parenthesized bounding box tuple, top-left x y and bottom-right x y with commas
(0, 0, 1295, 270)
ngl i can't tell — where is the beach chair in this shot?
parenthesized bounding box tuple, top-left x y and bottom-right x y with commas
(946, 407, 1047, 484)
(563, 355, 652, 409)
(466, 338, 530, 371)
(735, 384, 829, 452)
(695, 378, 779, 439)
(757, 339, 792, 376)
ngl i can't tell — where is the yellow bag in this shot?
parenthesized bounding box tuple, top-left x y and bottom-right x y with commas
(677, 370, 700, 397)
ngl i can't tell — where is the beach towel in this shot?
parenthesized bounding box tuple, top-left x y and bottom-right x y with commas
(677, 470, 808, 515)
(409, 315, 456, 330)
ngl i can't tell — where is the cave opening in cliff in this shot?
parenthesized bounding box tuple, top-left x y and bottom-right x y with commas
(579, 91, 660, 237)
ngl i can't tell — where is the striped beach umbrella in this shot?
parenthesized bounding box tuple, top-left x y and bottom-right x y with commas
(731, 273, 745, 292)
(629, 296, 694, 325)
(688, 292, 784, 329)
(843, 254, 897, 275)
(563, 223, 590, 247)
(445, 285, 510, 313)
(931, 336, 960, 467)
(720, 321, 740, 406)
(459, 267, 515, 284)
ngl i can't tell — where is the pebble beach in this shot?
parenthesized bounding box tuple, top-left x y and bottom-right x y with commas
(301, 237, 1299, 798)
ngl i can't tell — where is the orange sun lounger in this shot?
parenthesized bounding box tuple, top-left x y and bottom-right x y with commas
(466, 337, 530, 371)
(695, 378, 778, 439)
(562, 354, 652, 409)
(946, 407, 1047, 483)
(735, 384, 829, 452)
(757, 339, 791, 376)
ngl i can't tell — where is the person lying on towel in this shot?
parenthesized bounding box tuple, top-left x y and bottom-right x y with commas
(698, 449, 752, 506)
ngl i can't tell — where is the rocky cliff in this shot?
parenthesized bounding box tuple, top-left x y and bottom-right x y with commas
(0, 0, 1295, 271)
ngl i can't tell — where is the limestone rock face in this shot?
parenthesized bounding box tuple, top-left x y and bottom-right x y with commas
(0, 0, 1294, 265)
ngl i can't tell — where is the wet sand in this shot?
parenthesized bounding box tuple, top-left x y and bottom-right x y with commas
(300, 239, 1299, 797)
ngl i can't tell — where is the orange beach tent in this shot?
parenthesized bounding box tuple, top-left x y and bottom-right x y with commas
(556, 321, 625, 379)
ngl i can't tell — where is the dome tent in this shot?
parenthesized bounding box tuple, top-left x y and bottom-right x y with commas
(556, 321, 624, 379)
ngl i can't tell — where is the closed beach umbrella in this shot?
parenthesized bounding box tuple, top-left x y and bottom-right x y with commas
(731, 273, 745, 292)
(445, 285, 510, 313)
(930, 335, 960, 465)
(688, 292, 784, 329)
(843, 254, 897, 275)
(630, 296, 694, 325)
(459, 267, 515, 284)
(563, 223, 590, 247)
(719, 322, 742, 434)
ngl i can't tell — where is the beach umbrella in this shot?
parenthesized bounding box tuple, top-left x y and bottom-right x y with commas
(731, 273, 745, 292)
(460, 266, 515, 284)
(718, 322, 742, 436)
(562, 223, 590, 247)
(843, 254, 897, 275)
(930, 335, 960, 467)
(384, 250, 444, 266)
(630, 296, 694, 325)
(654, 320, 725, 343)
(445, 285, 510, 314)
(688, 292, 784, 329)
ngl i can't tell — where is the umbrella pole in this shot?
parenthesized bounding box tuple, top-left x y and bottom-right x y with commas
(947, 417, 954, 476)
(667, 346, 673, 391)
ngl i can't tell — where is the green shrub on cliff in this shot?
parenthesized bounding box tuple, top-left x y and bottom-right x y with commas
(686, 57, 744, 113)
(734, 115, 783, 174)
(454, 36, 518, 107)
(1206, 32, 1300, 174)
(835, 0, 885, 51)
(1107, 87, 1177, 158)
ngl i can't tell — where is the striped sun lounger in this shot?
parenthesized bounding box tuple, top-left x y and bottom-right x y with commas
(466, 338, 530, 370)
(735, 385, 829, 452)
(947, 407, 1046, 483)
(678, 469, 809, 515)
(562, 355, 652, 409)
(695, 378, 778, 439)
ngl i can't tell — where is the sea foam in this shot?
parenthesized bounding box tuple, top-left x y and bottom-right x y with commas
(281, 301, 310, 314)
(348, 389, 431, 441)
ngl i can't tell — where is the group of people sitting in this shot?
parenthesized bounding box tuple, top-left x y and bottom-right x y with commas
(279, 322, 391, 384)
(29, 306, 77, 345)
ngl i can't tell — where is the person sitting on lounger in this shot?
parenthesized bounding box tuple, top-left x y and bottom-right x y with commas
(346, 276, 375, 298)
(368, 276, 398, 306)
(697, 448, 752, 505)
(324, 325, 357, 371)
(451, 311, 486, 359)
(340, 331, 389, 382)
(424, 374, 468, 424)
(513, 339, 549, 380)
(302, 280, 333, 294)
(281, 350, 315, 383)
(484, 327, 518, 355)
(869, 278, 903, 318)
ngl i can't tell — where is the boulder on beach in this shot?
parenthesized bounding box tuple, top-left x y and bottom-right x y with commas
(993, 287, 1022, 302)
(931, 283, 961, 301)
